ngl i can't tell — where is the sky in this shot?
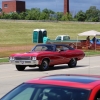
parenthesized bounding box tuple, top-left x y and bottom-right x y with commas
(0, 0, 100, 14)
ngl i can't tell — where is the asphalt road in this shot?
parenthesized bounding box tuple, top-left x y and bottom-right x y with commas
(0, 56, 100, 98)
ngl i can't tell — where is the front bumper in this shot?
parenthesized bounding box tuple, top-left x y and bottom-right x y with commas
(10, 60, 39, 65)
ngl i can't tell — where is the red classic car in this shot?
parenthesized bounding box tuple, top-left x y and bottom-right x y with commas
(1, 74, 100, 100)
(9, 44, 85, 71)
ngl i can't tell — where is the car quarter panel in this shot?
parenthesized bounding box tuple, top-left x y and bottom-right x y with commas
(59, 49, 85, 62)
(89, 85, 100, 100)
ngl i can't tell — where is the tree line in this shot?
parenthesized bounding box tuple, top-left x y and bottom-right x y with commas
(0, 6, 100, 22)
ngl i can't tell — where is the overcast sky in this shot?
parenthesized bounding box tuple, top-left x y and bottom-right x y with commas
(0, 0, 100, 13)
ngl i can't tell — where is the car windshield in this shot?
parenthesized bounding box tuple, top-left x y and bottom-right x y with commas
(1, 83, 90, 100)
(56, 36, 61, 40)
(32, 45, 54, 51)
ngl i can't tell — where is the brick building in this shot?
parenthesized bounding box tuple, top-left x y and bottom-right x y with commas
(2, 0, 26, 13)
(64, 0, 69, 14)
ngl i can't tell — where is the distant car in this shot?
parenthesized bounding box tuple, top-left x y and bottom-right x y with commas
(9, 44, 85, 71)
(90, 39, 100, 45)
(1, 74, 100, 100)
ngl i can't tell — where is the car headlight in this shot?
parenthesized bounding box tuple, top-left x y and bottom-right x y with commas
(9, 57, 14, 60)
(32, 57, 37, 60)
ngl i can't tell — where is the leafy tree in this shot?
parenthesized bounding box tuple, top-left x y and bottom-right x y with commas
(85, 6, 100, 22)
(75, 10, 86, 21)
(10, 12, 20, 19)
(61, 12, 73, 21)
(42, 8, 54, 14)
(56, 12, 63, 21)
(3, 14, 11, 19)
(25, 8, 40, 20)
(19, 12, 27, 19)
(0, 13, 11, 19)
(39, 12, 49, 20)
(41, 8, 55, 20)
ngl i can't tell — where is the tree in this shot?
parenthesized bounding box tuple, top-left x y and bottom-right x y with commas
(0, 13, 10, 19)
(39, 12, 49, 20)
(19, 12, 27, 19)
(25, 8, 40, 20)
(10, 12, 20, 19)
(56, 12, 63, 21)
(85, 6, 100, 22)
(61, 12, 73, 21)
(41, 8, 55, 20)
(75, 10, 86, 21)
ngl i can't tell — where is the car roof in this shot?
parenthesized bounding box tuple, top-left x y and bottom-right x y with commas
(57, 35, 69, 36)
(26, 74, 100, 90)
(36, 43, 60, 46)
(35, 43, 70, 47)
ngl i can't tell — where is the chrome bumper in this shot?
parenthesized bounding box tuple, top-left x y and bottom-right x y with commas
(10, 60, 39, 65)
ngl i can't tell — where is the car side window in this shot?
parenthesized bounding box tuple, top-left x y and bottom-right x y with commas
(41, 46, 47, 51)
(56, 46, 63, 51)
(56, 36, 61, 40)
(63, 36, 70, 40)
(56, 46, 69, 51)
(63, 46, 69, 51)
(94, 90, 100, 100)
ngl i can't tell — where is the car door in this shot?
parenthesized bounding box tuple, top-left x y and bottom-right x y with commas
(48, 51, 64, 65)
(58, 45, 71, 64)
(51, 45, 66, 65)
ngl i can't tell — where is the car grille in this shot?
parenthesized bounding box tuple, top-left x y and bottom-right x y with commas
(14, 57, 31, 60)
(15, 61, 31, 63)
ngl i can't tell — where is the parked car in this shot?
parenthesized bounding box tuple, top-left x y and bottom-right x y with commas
(9, 44, 85, 71)
(1, 74, 100, 100)
(90, 38, 100, 45)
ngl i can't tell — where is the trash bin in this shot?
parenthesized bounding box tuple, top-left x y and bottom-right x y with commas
(32, 29, 47, 43)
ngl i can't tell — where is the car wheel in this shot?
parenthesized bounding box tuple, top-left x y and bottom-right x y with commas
(39, 60, 49, 71)
(68, 58, 77, 68)
(16, 65, 26, 71)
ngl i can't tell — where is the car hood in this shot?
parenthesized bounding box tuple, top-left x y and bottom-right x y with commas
(10, 51, 53, 57)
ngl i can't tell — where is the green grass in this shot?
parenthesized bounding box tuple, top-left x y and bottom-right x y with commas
(85, 50, 100, 56)
(0, 20, 100, 59)
(0, 20, 100, 45)
(0, 58, 9, 63)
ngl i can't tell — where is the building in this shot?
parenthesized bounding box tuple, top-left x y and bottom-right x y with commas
(64, 0, 69, 14)
(2, 0, 25, 13)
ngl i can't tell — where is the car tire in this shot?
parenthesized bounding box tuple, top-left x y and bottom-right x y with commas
(39, 59, 49, 71)
(16, 65, 26, 71)
(68, 58, 77, 68)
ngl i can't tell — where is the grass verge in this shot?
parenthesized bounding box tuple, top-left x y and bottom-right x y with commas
(0, 58, 9, 63)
